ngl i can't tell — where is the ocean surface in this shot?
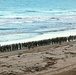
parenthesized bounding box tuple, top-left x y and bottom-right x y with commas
(0, 0, 76, 45)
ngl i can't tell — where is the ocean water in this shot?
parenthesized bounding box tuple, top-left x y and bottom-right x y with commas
(0, 0, 76, 45)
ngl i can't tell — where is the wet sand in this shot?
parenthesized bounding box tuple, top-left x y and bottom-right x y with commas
(0, 41, 76, 75)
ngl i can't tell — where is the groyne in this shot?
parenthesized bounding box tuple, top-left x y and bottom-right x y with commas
(0, 35, 76, 52)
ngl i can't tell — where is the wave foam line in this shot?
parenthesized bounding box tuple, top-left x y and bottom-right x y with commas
(0, 29, 76, 46)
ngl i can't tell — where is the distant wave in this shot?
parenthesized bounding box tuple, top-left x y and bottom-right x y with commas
(25, 10, 39, 12)
(0, 15, 3, 16)
(0, 28, 17, 30)
(0, 9, 76, 19)
(14, 10, 39, 14)
(34, 28, 76, 34)
(0, 27, 75, 35)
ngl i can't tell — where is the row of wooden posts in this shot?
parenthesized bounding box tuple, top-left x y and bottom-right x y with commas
(0, 35, 76, 52)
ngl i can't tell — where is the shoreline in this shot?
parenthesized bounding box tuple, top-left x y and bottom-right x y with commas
(0, 29, 76, 46)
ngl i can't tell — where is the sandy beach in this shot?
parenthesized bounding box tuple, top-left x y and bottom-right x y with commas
(0, 41, 76, 75)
